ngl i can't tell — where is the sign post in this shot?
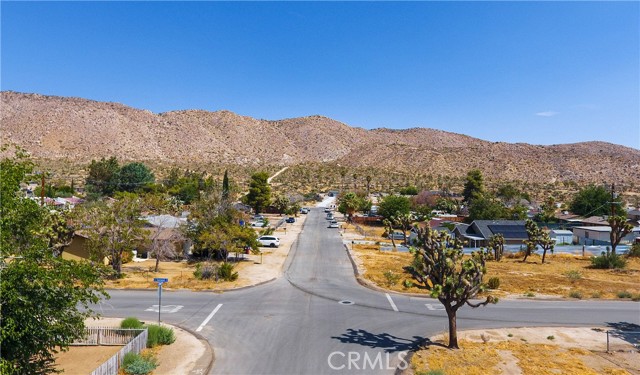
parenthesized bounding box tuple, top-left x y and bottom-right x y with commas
(153, 278, 168, 324)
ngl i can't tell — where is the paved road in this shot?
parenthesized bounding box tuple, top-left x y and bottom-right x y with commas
(97, 208, 640, 374)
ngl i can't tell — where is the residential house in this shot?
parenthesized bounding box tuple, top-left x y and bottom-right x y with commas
(408, 219, 453, 245)
(453, 220, 528, 247)
(61, 232, 108, 265)
(141, 214, 191, 258)
(573, 226, 640, 246)
(549, 229, 573, 245)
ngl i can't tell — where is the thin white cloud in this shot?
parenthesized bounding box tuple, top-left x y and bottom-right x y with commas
(536, 111, 559, 117)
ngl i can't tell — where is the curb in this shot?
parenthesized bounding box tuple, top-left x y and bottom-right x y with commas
(171, 323, 216, 375)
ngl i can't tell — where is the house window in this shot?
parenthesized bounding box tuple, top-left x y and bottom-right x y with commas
(585, 232, 589, 239)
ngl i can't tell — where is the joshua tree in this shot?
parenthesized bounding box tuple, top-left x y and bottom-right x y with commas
(488, 234, 504, 261)
(410, 226, 497, 349)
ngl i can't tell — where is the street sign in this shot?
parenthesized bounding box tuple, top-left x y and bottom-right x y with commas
(153, 278, 169, 324)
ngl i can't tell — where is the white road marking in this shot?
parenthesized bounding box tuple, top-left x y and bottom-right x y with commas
(145, 305, 184, 313)
(196, 303, 223, 332)
(425, 303, 445, 311)
(385, 293, 399, 312)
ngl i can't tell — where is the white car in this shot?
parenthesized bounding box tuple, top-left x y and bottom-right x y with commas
(250, 221, 267, 227)
(328, 221, 340, 228)
(258, 236, 280, 248)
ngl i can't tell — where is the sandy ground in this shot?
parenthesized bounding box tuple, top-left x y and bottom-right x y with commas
(56, 317, 205, 375)
(412, 327, 640, 375)
(344, 222, 640, 299)
(105, 212, 307, 291)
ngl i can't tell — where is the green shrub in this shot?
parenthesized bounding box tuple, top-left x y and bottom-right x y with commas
(403, 279, 414, 289)
(218, 262, 239, 282)
(487, 277, 500, 289)
(123, 352, 157, 375)
(591, 291, 602, 299)
(547, 335, 555, 340)
(145, 324, 175, 347)
(569, 290, 583, 299)
(121, 317, 144, 329)
(524, 292, 535, 297)
(590, 252, 627, 269)
(194, 263, 218, 280)
(122, 352, 139, 368)
(632, 294, 640, 302)
(617, 291, 632, 299)
(564, 270, 582, 282)
(628, 243, 640, 258)
(383, 270, 401, 286)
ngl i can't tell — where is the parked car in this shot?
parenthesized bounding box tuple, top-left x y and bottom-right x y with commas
(326, 213, 334, 220)
(300, 208, 309, 214)
(388, 231, 405, 240)
(328, 221, 340, 228)
(250, 221, 267, 227)
(285, 217, 296, 223)
(252, 215, 265, 221)
(324, 207, 332, 213)
(258, 236, 280, 248)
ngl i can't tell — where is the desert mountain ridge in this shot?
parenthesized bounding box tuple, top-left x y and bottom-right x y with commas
(1, 91, 639, 184)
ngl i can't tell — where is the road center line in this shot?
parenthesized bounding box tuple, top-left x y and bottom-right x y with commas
(196, 303, 223, 332)
(385, 293, 399, 312)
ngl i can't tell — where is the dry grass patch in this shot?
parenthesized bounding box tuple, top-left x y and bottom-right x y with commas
(412, 327, 638, 375)
(104, 258, 255, 291)
(353, 246, 640, 299)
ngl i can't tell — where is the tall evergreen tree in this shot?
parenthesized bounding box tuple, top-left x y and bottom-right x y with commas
(222, 170, 230, 201)
(245, 172, 271, 214)
(463, 169, 485, 203)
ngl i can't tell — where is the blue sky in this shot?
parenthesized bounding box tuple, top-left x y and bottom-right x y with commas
(2, 1, 639, 149)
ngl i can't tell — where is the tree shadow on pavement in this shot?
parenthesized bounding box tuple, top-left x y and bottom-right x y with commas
(606, 322, 640, 347)
(331, 328, 444, 353)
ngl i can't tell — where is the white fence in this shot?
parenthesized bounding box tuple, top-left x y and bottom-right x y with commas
(72, 327, 148, 375)
(72, 327, 143, 346)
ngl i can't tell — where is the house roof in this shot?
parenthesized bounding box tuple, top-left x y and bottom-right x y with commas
(575, 226, 640, 233)
(470, 220, 527, 240)
(555, 212, 582, 222)
(550, 229, 573, 235)
(143, 214, 186, 228)
(579, 216, 609, 225)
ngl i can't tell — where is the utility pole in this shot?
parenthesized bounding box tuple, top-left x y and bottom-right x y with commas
(40, 173, 45, 207)
(610, 183, 615, 218)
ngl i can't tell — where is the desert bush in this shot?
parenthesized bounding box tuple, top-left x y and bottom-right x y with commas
(632, 294, 640, 302)
(121, 317, 144, 329)
(123, 351, 158, 375)
(402, 279, 414, 289)
(628, 243, 640, 258)
(591, 291, 602, 299)
(564, 270, 582, 282)
(217, 262, 239, 281)
(487, 277, 500, 289)
(145, 324, 175, 347)
(569, 290, 583, 299)
(383, 270, 400, 286)
(617, 291, 632, 299)
(194, 262, 218, 280)
(591, 252, 627, 269)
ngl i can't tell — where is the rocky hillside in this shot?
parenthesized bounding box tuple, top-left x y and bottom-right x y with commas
(2, 91, 639, 184)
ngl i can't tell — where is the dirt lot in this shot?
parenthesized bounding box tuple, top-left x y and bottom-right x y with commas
(412, 327, 640, 375)
(351, 243, 640, 299)
(104, 213, 305, 291)
(55, 318, 205, 375)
